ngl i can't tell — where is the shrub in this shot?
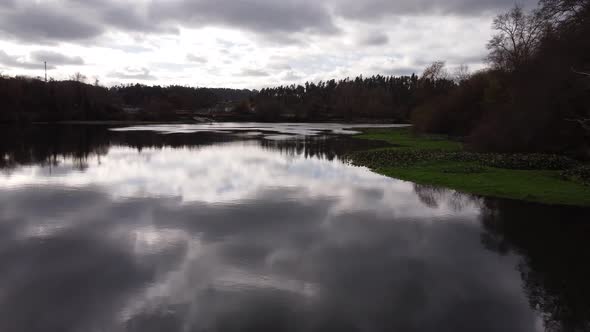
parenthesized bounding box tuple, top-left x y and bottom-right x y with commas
(560, 165, 590, 186)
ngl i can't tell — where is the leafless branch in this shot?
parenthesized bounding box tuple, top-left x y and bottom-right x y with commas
(566, 118, 590, 131)
(571, 67, 590, 77)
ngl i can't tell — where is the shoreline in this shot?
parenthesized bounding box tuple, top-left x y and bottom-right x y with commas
(349, 128, 590, 207)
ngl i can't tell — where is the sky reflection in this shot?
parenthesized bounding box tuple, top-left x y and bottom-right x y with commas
(0, 127, 578, 332)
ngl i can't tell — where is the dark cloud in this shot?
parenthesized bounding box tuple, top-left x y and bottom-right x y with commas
(30, 50, 84, 66)
(153, 0, 340, 39)
(0, 0, 174, 44)
(334, 0, 539, 20)
(100, 2, 179, 35)
(0, 50, 53, 70)
(0, 3, 103, 43)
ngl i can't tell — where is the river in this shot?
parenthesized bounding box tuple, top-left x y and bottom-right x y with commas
(0, 124, 588, 332)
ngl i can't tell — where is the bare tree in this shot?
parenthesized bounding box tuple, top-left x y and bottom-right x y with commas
(421, 61, 448, 81)
(452, 64, 471, 83)
(487, 5, 547, 71)
(70, 72, 87, 83)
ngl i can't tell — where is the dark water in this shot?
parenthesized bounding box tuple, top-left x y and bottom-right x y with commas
(0, 125, 589, 332)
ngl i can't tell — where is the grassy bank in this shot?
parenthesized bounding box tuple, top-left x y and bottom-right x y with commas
(349, 128, 590, 207)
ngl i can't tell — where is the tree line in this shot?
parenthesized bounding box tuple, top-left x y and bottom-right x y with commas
(253, 67, 465, 123)
(254, 0, 589, 155)
(0, 76, 254, 123)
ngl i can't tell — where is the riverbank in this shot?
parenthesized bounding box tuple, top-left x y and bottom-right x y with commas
(349, 128, 590, 207)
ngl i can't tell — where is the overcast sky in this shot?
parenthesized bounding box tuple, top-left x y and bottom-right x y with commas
(0, 0, 536, 89)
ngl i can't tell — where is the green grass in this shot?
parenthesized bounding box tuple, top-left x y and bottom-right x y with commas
(352, 128, 590, 207)
(355, 127, 463, 152)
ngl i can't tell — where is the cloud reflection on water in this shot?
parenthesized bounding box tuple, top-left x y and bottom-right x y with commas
(0, 134, 548, 332)
(0, 142, 479, 218)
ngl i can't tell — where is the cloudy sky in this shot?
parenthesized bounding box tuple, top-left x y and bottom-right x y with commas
(0, 0, 536, 89)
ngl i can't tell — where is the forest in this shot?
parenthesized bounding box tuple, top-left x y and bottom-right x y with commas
(1, 0, 588, 155)
(255, 0, 590, 155)
(0, 77, 254, 122)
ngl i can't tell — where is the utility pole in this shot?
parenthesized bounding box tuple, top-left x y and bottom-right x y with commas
(44, 61, 47, 82)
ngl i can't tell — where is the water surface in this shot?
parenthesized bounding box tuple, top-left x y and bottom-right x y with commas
(0, 125, 588, 332)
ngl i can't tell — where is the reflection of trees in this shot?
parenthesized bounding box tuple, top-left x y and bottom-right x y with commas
(413, 184, 482, 212)
(0, 126, 385, 171)
(0, 126, 236, 171)
(259, 135, 388, 161)
(0, 125, 111, 172)
(480, 199, 590, 331)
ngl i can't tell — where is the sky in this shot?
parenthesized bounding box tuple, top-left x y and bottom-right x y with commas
(0, 0, 536, 89)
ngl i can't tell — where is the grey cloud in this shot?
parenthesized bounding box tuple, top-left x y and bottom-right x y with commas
(414, 52, 486, 68)
(101, 3, 178, 35)
(108, 67, 156, 80)
(30, 50, 84, 66)
(0, 3, 103, 43)
(375, 65, 421, 77)
(154, 0, 340, 40)
(0, 0, 537, 47)
(334, 0, 539, 20)
(0, 0, 15, 8)
(0, 0, 174, 44)
(446, 52, 487, 65)
(359, 32, 390, 46)
(2, 0, 339, 45)
(0, 50, 54, 70)
(239, 69, 270, 77)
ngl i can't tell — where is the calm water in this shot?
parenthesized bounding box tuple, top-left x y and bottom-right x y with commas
(0, 124, 589, 332)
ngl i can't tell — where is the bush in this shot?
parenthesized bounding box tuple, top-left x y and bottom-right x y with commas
(561, 165, 590, 186)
